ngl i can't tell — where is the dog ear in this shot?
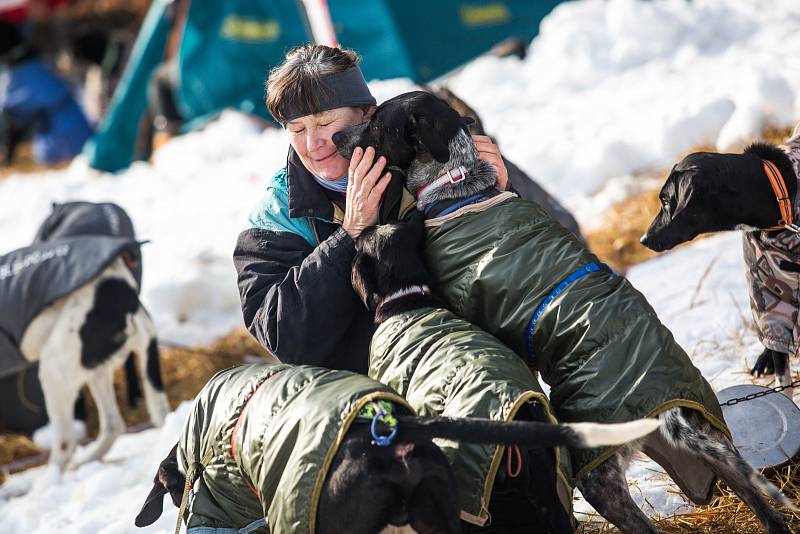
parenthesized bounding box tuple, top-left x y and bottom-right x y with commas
(351, 252, 381, 312)
(408, 114, 451, 163)
(134, 480, 168, 527)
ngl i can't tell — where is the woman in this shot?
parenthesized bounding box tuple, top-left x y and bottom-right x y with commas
(234, 44, 508, 373)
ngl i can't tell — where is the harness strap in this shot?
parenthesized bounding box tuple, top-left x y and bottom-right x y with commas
(526, 262, 613, 361)
(175, 448, 215, 534)
(762, 159, 794, 231)
(425, 193, 487, 217)
(230, 372, 285, 497)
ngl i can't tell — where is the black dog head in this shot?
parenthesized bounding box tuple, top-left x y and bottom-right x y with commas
(641, 143, 798, 252)
(351, 213, 432, 315)
(318, 422, 460, 534)
(332, 91, 472, 169)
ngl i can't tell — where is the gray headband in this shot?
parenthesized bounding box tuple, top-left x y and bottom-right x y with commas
(282, 66, 376, 122)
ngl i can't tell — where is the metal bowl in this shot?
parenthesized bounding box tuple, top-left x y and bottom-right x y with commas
(717, 384, 800, 469)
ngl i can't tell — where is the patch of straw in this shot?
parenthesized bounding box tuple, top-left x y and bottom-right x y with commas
(1, 328, 273, 474)
(578, 459, 800, 533)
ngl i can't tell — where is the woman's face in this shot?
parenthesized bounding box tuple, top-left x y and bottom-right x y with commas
(286, 106, 372, 180)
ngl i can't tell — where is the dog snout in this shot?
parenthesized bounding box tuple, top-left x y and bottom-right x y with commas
(332, 122, 370, 159)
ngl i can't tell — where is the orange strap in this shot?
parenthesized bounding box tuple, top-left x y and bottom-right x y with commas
(762, 160, 793, 231)
(506, 445, 522, 478)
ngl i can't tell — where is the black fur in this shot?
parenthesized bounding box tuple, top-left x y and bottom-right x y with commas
(641, 142, 797, 252)
(79, 278, 140, 369)
(331, 91, 497, 211)
(124, 352, 142, 406)
(332, 91, 465, 169)
(134, 443, 185, 527)
(146, 338, 165, 391)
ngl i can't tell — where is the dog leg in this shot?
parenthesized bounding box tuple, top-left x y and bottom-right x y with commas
(132, 308, 169, 427)
(578, 449, 660, 534)
(662, 408, 791, 534)
(69, 367, 126, 468)
(772, 352, 794, 400)
(39, 355, 82, 471)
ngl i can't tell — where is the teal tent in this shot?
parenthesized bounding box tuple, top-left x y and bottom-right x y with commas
(85, 0, 563, 173)
(328, 0, 564, 81)
(85, 0, 309, 173)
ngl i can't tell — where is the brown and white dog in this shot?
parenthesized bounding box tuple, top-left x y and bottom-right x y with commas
(332, 91, 796, 534)
(642, 126, 800, 399)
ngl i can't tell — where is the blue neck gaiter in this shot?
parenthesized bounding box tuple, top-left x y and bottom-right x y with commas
(313, 174, 349, 193)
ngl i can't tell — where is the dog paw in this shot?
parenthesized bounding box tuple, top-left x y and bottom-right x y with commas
(750, 348, 775, 377)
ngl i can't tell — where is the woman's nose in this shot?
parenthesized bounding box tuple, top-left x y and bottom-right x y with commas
(306, 129, 327, 152)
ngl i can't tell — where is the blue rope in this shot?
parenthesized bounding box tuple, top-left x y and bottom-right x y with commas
(526, 262, 612, 361)
(426, 193, 486, 217)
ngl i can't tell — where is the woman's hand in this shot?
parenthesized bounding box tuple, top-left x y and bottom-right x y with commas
(343, 146, 392, 239)
(472, 135, 509, 191)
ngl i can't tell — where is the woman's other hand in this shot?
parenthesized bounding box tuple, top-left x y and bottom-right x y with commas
(343, 146, 391, 239)
(472, 135, 509, 191)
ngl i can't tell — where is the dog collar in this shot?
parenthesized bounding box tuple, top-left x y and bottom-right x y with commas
(416, 166, 469, 201)
(762, 159, 799, 233)
(376, 284, 431, 315)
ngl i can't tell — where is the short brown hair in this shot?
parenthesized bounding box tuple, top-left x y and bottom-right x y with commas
(266, 45, 361, 124)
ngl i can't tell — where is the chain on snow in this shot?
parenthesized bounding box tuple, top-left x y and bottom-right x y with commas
(719, 378, 800, 407)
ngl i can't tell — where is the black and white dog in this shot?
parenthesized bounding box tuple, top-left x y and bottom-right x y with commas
(641, 128, 800, 398)
(332, 91, 795, 534)
(135, 363, 656, 534)
(0, 201, 169, 470)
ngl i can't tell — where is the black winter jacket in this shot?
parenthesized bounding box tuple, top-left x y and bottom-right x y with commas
(233, 148, 377, 373)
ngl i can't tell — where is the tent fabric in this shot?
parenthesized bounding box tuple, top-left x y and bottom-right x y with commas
(86, 0, 565, 173)
(83, 0, 172, 173)
(329, 0, 563, 81)
(85, 0, 308, 173)
(0, 236, 138, 378)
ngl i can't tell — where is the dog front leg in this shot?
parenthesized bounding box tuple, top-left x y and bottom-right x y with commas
(69, 367, 125, 469)
(577, 452, 659, 534)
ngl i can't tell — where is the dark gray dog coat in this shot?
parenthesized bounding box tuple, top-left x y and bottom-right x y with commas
(33, 201, 142, 287)
(0, 236, 139, 378)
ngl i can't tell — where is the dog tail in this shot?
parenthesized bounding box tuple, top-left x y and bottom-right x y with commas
(135, 443, 185, 527)
(395, 416, 661, 449)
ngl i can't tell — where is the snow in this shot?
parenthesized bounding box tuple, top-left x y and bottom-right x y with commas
(2, 0, 799, 530)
